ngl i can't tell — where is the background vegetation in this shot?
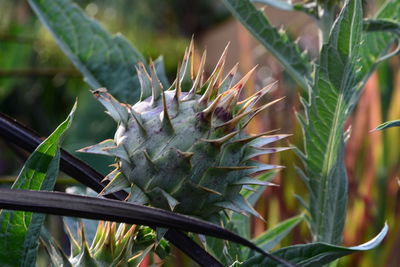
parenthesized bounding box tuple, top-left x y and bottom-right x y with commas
(0, 0, 399, 265)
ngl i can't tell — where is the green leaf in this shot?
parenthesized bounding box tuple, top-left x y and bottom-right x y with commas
(373, 119, 400, 131)
(253, 214, 303, 252)
(300, 0, 363, 244)
(222, 0, 312, 90)
(0, 103, 76, 266)
(363, 19, 400, 33)
(357, 0, 400, 89)
(28, 0, 148, 104)
(242, 223, 388, 266)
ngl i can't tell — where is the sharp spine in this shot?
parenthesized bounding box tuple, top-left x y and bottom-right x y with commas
(237, 81, 277, 112)
(232, 131, 288, 145)
(198, 185, 222, 196)
(219, 63, 239, 94)
(201, 131, 238, 146)
(129, 108, 147, 135)
(228, 65, 258, 104)
(242, 97, 285, 128)
(150, 61, 163, 106)
(175, 149, 194, 160)
(172, 64, 181, 116)
(160, 89, 174, 134)
(183, 50, 206, 101)
(203, 43, 230, 86)
(91, 88, 129, 126)
(143, 150, 156, 166)
(201, 94, 223, 121)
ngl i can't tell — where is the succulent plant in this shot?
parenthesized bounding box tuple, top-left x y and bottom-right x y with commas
(79, 41, 288, 221)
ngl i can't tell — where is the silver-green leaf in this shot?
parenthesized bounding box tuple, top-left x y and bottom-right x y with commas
(242, 223, 388, 266)
(373, 119, 400, 131)
(357, 0, 400, 89)
(252, 214, 304, 252)
(222, 0, 312, 91)
(28, 0, 148, 103)
(300, 0, 363, 244)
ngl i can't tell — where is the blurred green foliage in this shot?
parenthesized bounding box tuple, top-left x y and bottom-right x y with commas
(0, 0, 227, 174)
(1, 0, 399, 266)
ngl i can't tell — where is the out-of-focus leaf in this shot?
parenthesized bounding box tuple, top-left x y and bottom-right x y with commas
(253, 214, 303, 252)
(373, 119, 400, 131)
(0, 103, 76, 266)
(222, 0, 312, 91)
(242, 223, 388, 266)
(0, 188, 295, 267)
(363, 18, 400, 62)
(28, 0, 149, 103)
(357, 0, 400, 89)
(364, 19, 400, 33)
(251, 0, 294, 11)
(362, 18, 400, 62)
(298, 0, 363, 244)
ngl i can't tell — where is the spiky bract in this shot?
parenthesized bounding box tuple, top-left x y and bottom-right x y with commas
(45, 222, 168, 267)
(80, 41, 288, 221)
